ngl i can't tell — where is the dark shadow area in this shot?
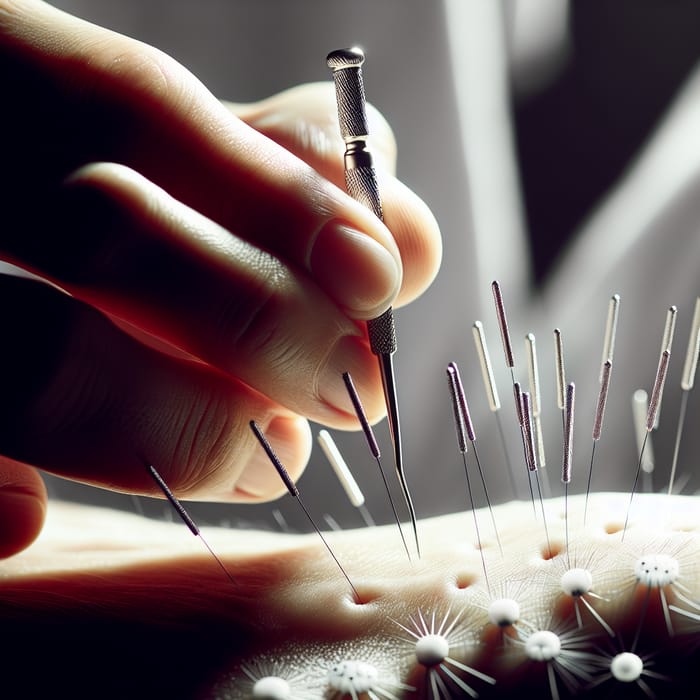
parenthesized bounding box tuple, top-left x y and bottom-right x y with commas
(514, 0, 700, 283)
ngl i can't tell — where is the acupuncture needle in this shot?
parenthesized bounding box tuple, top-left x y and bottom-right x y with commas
(584, 295, 620, 524)
(599, 294, 621, 381)
(514, 380, 536, 515)
(446, 363, 492, 592)
(522, 389, 552, 558)
(342, 371, 412, 560)
(525, 333, 550, 497)
(553, 328, 567, 435)
(491, 280, 516, 384)
(653, 306, 677, 429)
(327, 47, 419, 559)
(668, 297, 700, 495)
(561, 382, 575, 568)
(447, 362, 502, 556)
(249, 420, 360, 600)
(584, 359, 612, 525)
(317, 429, 376, 528)
(491, 280, 535, 512)
(622, 349, 671, 541)
(472, 321, 518, 498)
(146, 464, 238, 588)
(632, 390, 655, 482)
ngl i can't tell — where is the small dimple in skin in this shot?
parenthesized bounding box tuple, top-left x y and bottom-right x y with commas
(4, 493, 700, 699)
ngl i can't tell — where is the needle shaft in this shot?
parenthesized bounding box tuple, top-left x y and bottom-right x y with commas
(328, 47, 419, 558)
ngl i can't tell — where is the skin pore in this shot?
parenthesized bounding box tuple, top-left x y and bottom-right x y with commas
(2, 492, 699, 698)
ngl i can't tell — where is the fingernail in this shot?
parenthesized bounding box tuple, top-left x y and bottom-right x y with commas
(310, 221, 400, 318)
(237, 416, 309, 499)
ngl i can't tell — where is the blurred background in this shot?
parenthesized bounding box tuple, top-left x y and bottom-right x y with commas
(42, 0, 700, 531)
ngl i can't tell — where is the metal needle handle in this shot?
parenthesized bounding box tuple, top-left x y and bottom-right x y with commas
(327, 47, 419, 558)
(326, 47, 397, 356)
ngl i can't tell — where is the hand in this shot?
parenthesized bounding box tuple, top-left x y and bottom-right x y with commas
(0, 0, 441, 556)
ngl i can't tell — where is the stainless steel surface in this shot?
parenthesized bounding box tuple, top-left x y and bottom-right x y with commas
(328, 47, 419, 557)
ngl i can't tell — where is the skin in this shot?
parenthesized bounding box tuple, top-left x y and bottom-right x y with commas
(0, 0, 441, 556)
(2, 492, 699, 698)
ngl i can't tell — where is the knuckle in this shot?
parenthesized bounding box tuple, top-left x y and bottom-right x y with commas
(79, 36, 199, 120)
(99, 42, 184, 102)
(164, 391, 242, 495)
(34, 169, 134, 287)
(213, 256, 299, 373)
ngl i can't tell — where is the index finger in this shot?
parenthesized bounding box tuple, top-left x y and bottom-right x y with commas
(1, 0, 433, 311)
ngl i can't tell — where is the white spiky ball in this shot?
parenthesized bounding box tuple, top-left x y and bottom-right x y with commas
(610, 652, 644, 682)
(252, 676, 291, 700)
(560, 568, 593, 597)
(488, 597, 520, 627)
(415, 634, 450, 667)
(327, 660, 380, 693)
(525, 630, 561, 662)
(634, 554, 679, 587)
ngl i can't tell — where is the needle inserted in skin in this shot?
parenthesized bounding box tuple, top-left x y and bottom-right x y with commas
(648, 350, 671, 432)
(553, 328, 567, 434)
(632, 390, 655, 489)
(653, 306, 677, 429)
(521, 392, 536, 474)
(492, 281, 536, 508)
(584, 360, 612, 524)
(472, 322, 501, 414)
(668, 297, 700, 495)
(146, 464, 238, 587)
(327, 47, 418, 559)
(514, 381, 536, 514)
(522, 391, 551, 558)
(561, 383, 575, 568)
(447, 362, 502, 556)
(525, 335, 544, 464)
(249, 420, 360, 600)
(446, 364, 492, 593)
(622, 350, 671, 541)
(472, 321, 518, 497)
(317, 430, 375, 528)
(491, 280, 515, 373)
(599, 294, 620, 381)
(585, 296, 620, 524)
(525, 333, 549, 496)
(342, 372, 411, 560)
(681, 298, 700, 388)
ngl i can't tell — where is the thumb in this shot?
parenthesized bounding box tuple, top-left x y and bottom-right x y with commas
(0, 457, 47, 558)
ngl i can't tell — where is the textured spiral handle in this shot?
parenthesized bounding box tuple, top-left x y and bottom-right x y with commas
(326, 47, 369, 139)
(327, 47, 396, 356)
(328, 53, 414, 556)
(367, 308, 397, 355)
(344, 166, 383, 227)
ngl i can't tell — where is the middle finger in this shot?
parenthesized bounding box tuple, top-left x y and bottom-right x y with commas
(5, 162, 385, 427)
